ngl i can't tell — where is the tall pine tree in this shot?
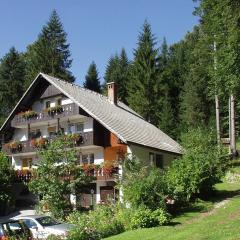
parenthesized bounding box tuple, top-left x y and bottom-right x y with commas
(127, 21, 159, 123)
(0, 47, 25, 124)
(83, 61, 101, 93)
(25, 10, 74, 88)
(104, 48, 130, 104)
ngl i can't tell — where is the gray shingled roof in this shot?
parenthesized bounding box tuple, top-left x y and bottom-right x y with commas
(41, 73, 182, 155)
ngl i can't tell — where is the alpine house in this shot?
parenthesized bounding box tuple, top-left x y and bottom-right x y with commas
(0, 73, 182, 207)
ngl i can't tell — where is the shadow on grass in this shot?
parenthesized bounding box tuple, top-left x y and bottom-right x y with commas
(170, 188, 240, 219)
(167, 221, 181, 226)
(210, 189, 240, 203)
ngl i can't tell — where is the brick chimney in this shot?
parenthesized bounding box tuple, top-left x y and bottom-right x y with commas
(107, 82, 117, 104)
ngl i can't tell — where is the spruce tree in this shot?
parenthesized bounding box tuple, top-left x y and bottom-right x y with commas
(127, 21, 159, 123)
(0, 47, 25, 124)
(157, 92, 175, 138)
(25, 10, 74, 88)
(83, 61, 101, 93)
(104, 48, 130, 104)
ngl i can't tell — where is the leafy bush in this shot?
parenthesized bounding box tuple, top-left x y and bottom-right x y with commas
(166, 128, 227, 203)
(67, 205, 124, 239)
(46, 235, 64, 240)
(121, 156, 167, 210)
(130, 207, 170, 229)
(0, 152, 15, 215)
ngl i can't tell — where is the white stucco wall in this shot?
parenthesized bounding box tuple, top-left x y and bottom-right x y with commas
(31, 97, 73, 113)
(128, 144, 179, 168)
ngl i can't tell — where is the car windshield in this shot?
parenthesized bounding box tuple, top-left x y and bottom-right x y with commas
(36, 216, 60, 227)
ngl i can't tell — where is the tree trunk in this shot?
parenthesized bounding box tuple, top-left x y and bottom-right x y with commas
(230, 94, 237, 157)
(215, 95, 221, 145)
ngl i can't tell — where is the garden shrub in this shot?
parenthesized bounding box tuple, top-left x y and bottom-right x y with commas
(67, 205, 124, 239)
(0, 152, 15, 215)
(166, 128, 227, 203)
(130, 207, 170, 229)
(121, 156, 167, 210)
(151, 208, 170, 225)
(46, 235, 64, 240)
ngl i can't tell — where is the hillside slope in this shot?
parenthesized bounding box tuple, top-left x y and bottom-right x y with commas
(106, 175, 240, 240)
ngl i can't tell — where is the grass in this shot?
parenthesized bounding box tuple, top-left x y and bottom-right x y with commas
(105, 180, 240, 240)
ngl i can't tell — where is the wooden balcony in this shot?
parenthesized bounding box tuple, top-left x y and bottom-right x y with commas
(85, 167, 119, 181)
(11, 103, 79, 127)
(2, 132, 94, 155)
(14, 166, 118, 184)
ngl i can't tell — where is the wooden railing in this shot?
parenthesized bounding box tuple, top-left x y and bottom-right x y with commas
(15, 169, 34, 183)
(14, 166, 118, 183)
(85, 167, 119, 181)
(11, 103, 79, 127)
(2, 132, 94, 155)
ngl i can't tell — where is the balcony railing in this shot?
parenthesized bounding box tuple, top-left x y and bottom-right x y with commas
(84, 167, 119, 181)
(14, 166, 118, 184)
(11, 103, 79, 127)
(2, 132, 94, 155)
(15, 169, 34, 183)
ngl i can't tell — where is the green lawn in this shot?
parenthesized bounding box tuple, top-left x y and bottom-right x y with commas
(105, 181, 240, 240)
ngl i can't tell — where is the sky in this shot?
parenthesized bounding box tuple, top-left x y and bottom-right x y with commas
(0, 1, 199, 86)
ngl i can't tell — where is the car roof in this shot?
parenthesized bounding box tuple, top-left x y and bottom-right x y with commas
(0, 219, 22, 224)
(14, 215, 49, 220)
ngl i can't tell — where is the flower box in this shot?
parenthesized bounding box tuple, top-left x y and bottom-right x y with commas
(47, 105, 63, 116)
(21, 110, 38, 120)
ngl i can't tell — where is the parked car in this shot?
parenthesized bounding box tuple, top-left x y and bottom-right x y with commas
(13, 215, 74, 239)
(0, 219, 32, 239)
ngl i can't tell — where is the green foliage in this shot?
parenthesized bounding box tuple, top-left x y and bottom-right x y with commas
(0, 152, 14, 210)
(179, 27, 213, 131)
(130, 207, 170, 229)
(29, 137, 93, 218)
(0, 47, 25, 121)
(83, 61, 101, 93)
(46, 235, 64, 240)
(104, 48, 130, 104)
(24, 10, 74, 88)
(121, 156, 166, 210)
(127, 21, 159, 123)
(67, 205, 124, 239)
(166, 128, 227, 202)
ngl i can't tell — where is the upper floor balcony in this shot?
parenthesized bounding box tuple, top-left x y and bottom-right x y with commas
(2, 132, 94, 155)
(11, 103, 79, 128)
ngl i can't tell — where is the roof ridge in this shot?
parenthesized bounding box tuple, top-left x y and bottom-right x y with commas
(41, 73, 110, 101)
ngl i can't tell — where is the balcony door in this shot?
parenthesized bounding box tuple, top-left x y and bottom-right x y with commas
(22, 158, 32, 170)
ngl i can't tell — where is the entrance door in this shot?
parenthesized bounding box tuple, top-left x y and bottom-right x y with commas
(100, 186, 114, 204)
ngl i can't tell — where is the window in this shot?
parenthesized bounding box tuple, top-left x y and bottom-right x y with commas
(67, 122, 84, 134)
(156, 154, 163, 169)
(82, 153, 94, 164)
(46, 101, 51, 109)
(48, 127, 57, 138)
(76, 123, 84, 133)
(56, 98, 62, 106)
(68, 124, 75, 134)
(23, 219, 37, 229)
(149, 152, 154, 165)
(30, 129, 41, 139)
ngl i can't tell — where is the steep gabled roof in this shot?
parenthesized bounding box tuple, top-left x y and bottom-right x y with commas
(0, 73, 182, 155)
